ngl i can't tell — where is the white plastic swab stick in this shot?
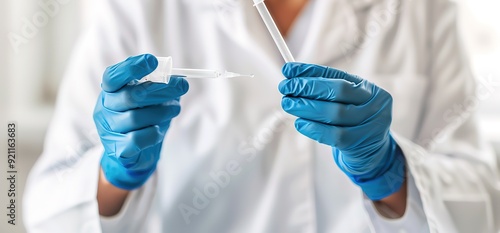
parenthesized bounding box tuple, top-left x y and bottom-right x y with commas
(253, 0, 295, 63)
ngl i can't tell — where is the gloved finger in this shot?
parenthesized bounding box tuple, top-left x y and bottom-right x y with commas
(98, 125, 164, 167)
(278, 77, 372, 105)
(281, 97, 377, 126)
(99, 101, 181, 134)
(128, 142, 165, 170)
(293, 118, 354, 149)
(103, 77, 189, 111)
(294, 118, 388, 151)
(102, 54, 158, 93)
(282, 62, 363, 84)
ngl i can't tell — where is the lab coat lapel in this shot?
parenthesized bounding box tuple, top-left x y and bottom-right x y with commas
(212, 0, 285, 73)
(296, 0, 378, 65)
(194, 0, 380, 69)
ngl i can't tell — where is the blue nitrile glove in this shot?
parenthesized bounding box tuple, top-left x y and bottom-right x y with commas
(93, 54, 189, 190)
(279, 62, 405, 200)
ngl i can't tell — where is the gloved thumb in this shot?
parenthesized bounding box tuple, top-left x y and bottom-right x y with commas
(102, 54, 158, 93)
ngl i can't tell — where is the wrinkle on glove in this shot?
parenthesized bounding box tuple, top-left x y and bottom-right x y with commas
(279, 62, 405, 200)
(94, 54, 189, 190)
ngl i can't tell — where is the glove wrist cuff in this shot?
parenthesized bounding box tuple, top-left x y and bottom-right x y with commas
(352, 144, 406, 200)
(100, 155, 155, 190)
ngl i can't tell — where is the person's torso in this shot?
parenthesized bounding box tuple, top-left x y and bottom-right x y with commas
(130, 0, 430, 232)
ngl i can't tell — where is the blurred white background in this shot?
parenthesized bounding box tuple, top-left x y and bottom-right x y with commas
(0, 0, 499, 232)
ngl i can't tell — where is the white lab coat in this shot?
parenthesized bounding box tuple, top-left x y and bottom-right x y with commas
(23, 0, 500, 232)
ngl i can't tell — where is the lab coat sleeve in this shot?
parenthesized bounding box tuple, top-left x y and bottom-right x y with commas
(363, 171, 429, 232)
(23, 1, 160, 232)
(365, 0, 500, 232)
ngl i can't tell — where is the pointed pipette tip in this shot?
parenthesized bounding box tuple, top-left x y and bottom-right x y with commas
(222, 71, 255, 79)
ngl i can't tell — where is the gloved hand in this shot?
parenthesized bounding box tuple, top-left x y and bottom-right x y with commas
(93, 54, 189, 190)
(279, 62, 405, 200)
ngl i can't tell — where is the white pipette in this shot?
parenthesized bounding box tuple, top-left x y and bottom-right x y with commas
(252, 0, 295, 63)
(140, 57, 254, 83)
